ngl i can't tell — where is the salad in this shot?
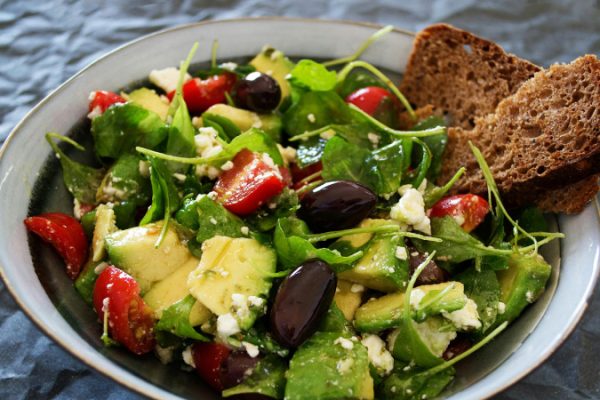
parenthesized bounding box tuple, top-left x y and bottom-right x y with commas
(25, 27, 563, 399)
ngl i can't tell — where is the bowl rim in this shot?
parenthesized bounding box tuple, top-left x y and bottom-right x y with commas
(0, 16, 598, 400)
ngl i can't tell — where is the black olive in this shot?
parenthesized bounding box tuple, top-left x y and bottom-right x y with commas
(408, 246, 449, 285)
(234, 72, 281, 112)
(220, 351, 261, 389)
(297, 180, 377, 233)
(269, 260, 337, 348)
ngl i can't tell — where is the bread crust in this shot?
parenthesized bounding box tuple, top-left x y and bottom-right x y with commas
(400, 24, 600, 214)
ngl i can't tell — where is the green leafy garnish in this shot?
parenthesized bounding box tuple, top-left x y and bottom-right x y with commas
(45, 133, 104, 205)
(155, 295, 209, 341)
(289, 59, 338, 91)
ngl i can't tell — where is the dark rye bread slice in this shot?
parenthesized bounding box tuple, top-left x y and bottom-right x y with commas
(399, 24, 540, 130)
(439, 55, 600, 211)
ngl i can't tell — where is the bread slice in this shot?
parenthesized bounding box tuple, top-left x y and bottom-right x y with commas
(399, 24, 540, 129)
(439, 55, 600, 210)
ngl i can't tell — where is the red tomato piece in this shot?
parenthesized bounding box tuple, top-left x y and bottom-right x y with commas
(167, 73, 236, 114)
(290, 161, 323, 191)
(192, 342, 231, 391)
(24, 212, 88, 279)
(93, 266, 155, 355)
(88, 90, 125, 115)
(345, 86, 394, 115)
(429, 194, 490, 232)
(214, 149, 286, 216)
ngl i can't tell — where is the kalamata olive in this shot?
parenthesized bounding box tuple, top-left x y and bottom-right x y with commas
(297, 180, 377, 233)
(220, 351, 261, 389)
(442, 335, 472, 360)
(408, 246, 449, 285)
(270, 260, 337, 348)
(234, 72, 281, 112)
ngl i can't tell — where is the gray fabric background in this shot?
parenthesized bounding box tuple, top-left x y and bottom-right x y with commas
(0, 0, 599, 399)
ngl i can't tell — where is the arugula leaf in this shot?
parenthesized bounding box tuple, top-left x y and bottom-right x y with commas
(456, 268, 501, 333)
(194, 196, 249, 243)
(337, 69, 386, 98)
(92, 103, 167, 159)
(230, 322, 289, 357)
(96, 153, 151, 206)
(321, 136, 407, 195)
(140, 157, 181, 246)
(155, 295, 209, 341)
(514, 207, 549, 246)
(222, 355, 287, 399)
(165, 95, 196, 174)
(411, 116, 447, 180)
(46, 133, 104, 205)
(283, 91, 353, 136)
(223, 128, 283, 165)
(139, 160, 165, 225)
(379, 363, 455, 400)
(296, 136, 328, 167)
(245, 187, 299, 232)
(413, 217, 507, 263)
(288, 59, 337, 91)
(273, 217, 363, 270)
(201, 113, 241, 141)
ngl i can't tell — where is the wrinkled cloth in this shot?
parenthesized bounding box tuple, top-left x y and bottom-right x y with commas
(0, 0, 599, 399)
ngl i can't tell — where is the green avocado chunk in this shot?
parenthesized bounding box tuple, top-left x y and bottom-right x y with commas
(337, 219, 408, 292)
(187, 236, 275, 330)
(494, 253, 552, 327)
(127, 87, 169, 121)
(203, 104, 282, 142)
(222, 355, 287, 399)
(105, 222, 193, 293)
(354, 282, 468, 333)
(285, 332, 374, 400)
(388, 316, 456, 368)
(249, 46, 294, 108)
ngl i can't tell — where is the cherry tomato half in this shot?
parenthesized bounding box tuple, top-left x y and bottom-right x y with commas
(345, 86, 394, 116)
(191, 342, 231, 391)
(214, 149, 286, 216)
(429, 194, 490, 232)
(24, 212, 88, 279)
(290, 161, 323, 192)
(88, 90, 126, 115)
(167, 73, 236, 114)
(93, 266, 155, 355)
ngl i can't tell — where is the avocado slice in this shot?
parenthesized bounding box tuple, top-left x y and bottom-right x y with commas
(74, 258, 104, 305)
(494, 253, 551, 327)
(203, 104, 282, 141)
(187, 236, 275, 330)
(249, 46, 294, 109)
(338, 220, 408, 292)
(127, 87, 170, 121)
(143, 257, 212, 326)
(105, 222, 193, 293)
(354, 282, 468, 333)
(91, 204, 117, 262)
(388, 316, 456, 368)
(285, 332, 374, 400)
(334, 280, 364, 321)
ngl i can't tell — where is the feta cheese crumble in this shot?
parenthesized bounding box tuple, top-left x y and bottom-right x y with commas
(216, 313, 240, 338)
(194, 127, 224, 179)
(442, 298, 482, 331)
(497, 302, 506, 314)
(242, 341, 260, 358)
(395, 246, 408, 260)
(336, 358, 354, 374)
(307, 113, 316, 123)
(334, 337, 354, 350)
(149, 67, 191, 93)
(182, 346, 196, 368)
(390, 187, 431, 234)
(361, 334, 394, 375)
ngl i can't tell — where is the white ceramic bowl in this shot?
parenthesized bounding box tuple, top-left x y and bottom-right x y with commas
(0, 17, 598, 400)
